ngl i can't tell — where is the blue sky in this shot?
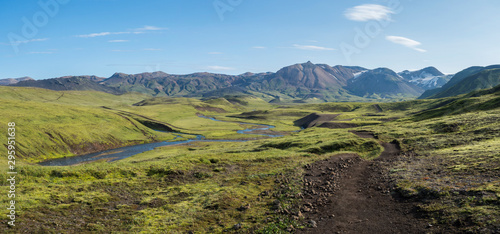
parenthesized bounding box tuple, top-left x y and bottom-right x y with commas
(1, 0, 500, 79)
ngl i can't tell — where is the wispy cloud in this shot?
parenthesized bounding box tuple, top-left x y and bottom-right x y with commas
(1, 38, 49, 45)
(386, 36, 427, 52)
(252, 46, 266, 49)
(292, 44, 335, 51)
(206, 66, 235, 71)
(135, 25, 168, 31)
(76, 26, 167, 38)
(344, 4, 394, 22)
(77, 32, 120, 38)
(108, 40, 129, 43)
(208, 52, 223, 54)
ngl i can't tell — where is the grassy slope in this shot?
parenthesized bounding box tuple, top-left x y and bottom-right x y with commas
(360, 90, 500, 232)
(430, 68, 500, 99)
(0, 86, 499, 233)
(0, 87, 177, 163)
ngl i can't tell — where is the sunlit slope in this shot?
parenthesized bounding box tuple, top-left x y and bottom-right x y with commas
(0, 87, 173, 163)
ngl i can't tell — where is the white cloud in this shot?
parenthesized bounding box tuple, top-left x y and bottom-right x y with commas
(77, 32, 119, 38)
(2, 38, 49, 45)
(252, 46, 266, 49)
(344, 4, 394, 22)
(414, 48, 427, 53)
(135, 25, 167, 31)
(206, 66, 235, 71)
(76, 26, 166, 38)
(108, 40, 129, 43)
(24, 38, 49, 43)
(386, 36, 427, 52)
(77, 31, 146, 38)
(292, 44, 335, 51)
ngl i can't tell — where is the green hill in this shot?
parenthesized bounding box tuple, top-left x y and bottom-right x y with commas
(423, 68, 500, 99)
(0, 87, 172, 163)
(420, 65, 500, 99)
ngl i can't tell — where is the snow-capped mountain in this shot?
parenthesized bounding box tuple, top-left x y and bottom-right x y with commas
(398, 67, 453, 90)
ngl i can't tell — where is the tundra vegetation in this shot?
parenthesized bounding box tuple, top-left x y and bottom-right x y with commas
(0, 85, 498, 233)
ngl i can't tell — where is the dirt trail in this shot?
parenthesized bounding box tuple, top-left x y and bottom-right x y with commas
(372, 104, 383, 113)
(298, 131, 432, 233)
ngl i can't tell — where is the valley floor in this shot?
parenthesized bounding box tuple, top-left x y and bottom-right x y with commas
(0, 86, 499, 233)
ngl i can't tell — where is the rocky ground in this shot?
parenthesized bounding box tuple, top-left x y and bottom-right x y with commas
(294, 131, 453, 234)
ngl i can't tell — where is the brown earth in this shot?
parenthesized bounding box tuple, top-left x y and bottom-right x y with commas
(318, 122, 360, 129)
(372, 104, 383, 113)
(296, 131, 446, 234)
(294, 113, 341, 129)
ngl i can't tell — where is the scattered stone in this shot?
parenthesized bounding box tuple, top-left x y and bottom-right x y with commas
(233, 223, 242, 230)
(237, 204, 250, 211)
(308, 220, 318, 228)
(271, 200, 281, 210)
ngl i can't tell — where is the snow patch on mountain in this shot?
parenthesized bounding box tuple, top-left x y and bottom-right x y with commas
(398, 68, 453, 90)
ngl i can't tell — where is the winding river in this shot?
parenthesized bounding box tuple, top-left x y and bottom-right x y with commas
(39, 116, 282, 166)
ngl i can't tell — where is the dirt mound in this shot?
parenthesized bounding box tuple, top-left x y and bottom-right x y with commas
(319, 122, 359, 129)
(348, 130, 375, 139)
(294, 113, 340, 128)
(372, 104, 383, 112)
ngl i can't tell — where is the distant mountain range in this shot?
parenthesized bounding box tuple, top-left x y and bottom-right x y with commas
(419, 65, 500, 99)
(347, 68, 424, 97)
(0, 77, 34, 85)
(5, 62, 498, 102)
(12, 76, 122, 95)
(398, 67, 453, 90)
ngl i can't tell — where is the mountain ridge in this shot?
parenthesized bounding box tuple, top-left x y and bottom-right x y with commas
(5, 62, 468, 101)
(419, 65, 500, 99)
(0, 77, 34, 85)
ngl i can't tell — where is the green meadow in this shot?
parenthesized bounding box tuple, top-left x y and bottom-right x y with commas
(0, 86, 498, 233)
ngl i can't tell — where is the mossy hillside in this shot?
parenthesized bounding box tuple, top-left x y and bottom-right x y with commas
(361, 92, 500, 232)
(0, 99, 176, 164)
(1, 85, 499, 232)
(119, 101, 268, 139)
(0, 86, 149, 107)
(1, 124, 381, 233)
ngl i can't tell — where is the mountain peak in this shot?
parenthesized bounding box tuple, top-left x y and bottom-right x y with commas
(0, 77, 34, 86)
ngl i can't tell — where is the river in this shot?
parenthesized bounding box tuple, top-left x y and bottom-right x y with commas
(39, 116, 282, 166)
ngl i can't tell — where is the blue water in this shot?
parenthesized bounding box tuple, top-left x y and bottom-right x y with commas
(39, 116, 282, 166)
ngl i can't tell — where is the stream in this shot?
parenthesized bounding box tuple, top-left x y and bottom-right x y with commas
(39, 116, 282, 166)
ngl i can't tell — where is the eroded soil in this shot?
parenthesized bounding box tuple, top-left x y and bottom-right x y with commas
(297, 131, 448, 234)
